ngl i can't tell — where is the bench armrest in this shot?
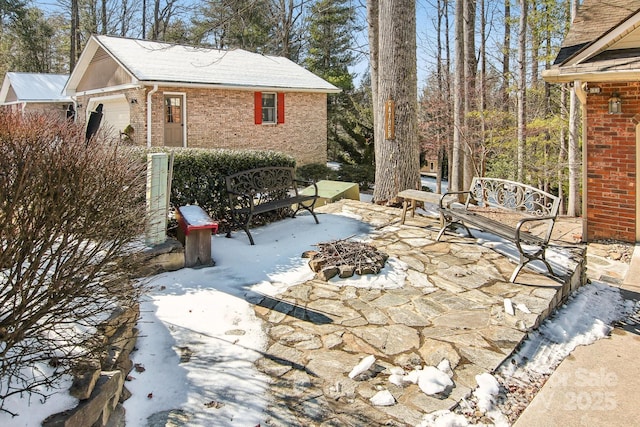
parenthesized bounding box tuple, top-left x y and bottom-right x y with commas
(514, 215, 557, 244)
(439, 191, 471, 208)
(227, 191, 255, 210)
(294, 179, 318, 197)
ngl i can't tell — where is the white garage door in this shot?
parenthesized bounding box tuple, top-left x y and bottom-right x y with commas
(87, 95, 130, 137)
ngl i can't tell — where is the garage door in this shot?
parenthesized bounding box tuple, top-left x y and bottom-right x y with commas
(87, 95, 130, 138)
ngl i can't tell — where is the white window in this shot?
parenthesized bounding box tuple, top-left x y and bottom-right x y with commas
(262, 93, 276, 124)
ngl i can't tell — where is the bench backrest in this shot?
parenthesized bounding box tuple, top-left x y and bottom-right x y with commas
(225, 167, 297, 197)
(467, 177, 560, 218)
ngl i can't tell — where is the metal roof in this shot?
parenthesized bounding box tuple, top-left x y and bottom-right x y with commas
(0, 72, 70, 103)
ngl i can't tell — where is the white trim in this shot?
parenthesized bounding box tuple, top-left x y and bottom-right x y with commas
(147, 85, 159, 148)
(138, 80, 341, 94)
(571, 11, 640, 65)
(85, 93, 127, 103)
(69, 83, 143, 97)
(163, 92, 187, 147)
(542, 68, 640, 83)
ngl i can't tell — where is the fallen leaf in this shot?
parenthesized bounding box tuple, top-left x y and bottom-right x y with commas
(204, 400, 225, 409)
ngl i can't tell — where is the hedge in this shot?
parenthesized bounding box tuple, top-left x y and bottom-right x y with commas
(130, 147, 296, 231)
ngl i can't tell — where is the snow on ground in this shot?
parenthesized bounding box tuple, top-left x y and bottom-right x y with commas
(421, 279, 637, 427)
(125, 212, 377, 426)
(1, 201, 635, 427)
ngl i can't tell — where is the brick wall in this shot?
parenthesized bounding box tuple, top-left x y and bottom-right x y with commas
(585, 82, 639, 242)
(148, 87, 327, 166)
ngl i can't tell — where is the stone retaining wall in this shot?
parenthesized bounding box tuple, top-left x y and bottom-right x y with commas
(42, 306, 138, 427)
(42, 241, 185, 427)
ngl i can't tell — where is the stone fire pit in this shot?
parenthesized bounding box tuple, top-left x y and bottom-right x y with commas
(303, 239, 389, 281)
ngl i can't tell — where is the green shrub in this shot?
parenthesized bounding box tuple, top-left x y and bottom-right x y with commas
(338, 163, 375, 190)
(296, 163, 338, 182)
(131, 147, 296, 230)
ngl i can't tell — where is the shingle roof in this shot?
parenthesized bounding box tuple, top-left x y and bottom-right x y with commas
(93, 35, 340, 93)
(554, 0, 640, 65)
(0, 72, 70, 103)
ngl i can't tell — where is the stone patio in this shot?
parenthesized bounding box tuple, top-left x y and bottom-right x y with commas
(251, 199, 585, 426)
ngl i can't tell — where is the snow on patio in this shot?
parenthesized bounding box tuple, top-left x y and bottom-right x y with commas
(1, 202, 635, 427)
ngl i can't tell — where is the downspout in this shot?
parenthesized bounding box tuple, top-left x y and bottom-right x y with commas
(146, 85, 159, 148)
(575, 80, 588, 242)
(71, 97, 78, 122)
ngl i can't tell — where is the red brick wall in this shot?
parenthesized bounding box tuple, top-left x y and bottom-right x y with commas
(585, 82, 639, 242)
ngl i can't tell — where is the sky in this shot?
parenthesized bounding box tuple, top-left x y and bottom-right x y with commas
(1, 203, 635, 427)
(28, 0, 482, 89)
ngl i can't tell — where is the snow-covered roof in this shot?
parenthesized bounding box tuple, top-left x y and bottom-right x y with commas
(0, 72, 70, 104)
(67, 35, 340, 94)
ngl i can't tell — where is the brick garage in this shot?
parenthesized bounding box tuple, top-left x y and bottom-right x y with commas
(65, 35, 339, 167)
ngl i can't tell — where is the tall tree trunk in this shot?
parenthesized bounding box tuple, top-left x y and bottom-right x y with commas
(502, 0, 511, 111)
(367, 0, 379, 171)
(152, 0, 160, 40)
(558, 85, 567, 214)
(530, 0, 539, 88)
(452, 0, 464, 192)
(373, 0, 419, 202)
(463, 0, 477, 189)
(142, 0, 146, 38)
(436, 0, 444, 193)
(479, 0, 486, 176)
(101, 0, 107, 34)
(567, 0, 580, 216)
(70, 0, 81, 70)
(516, 0, 527, 182)
(445, 0, 453, 185)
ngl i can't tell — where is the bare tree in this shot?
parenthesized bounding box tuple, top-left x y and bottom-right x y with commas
(516, 0, 527, 182)
(463, 0, 477, 189)
(367, 0, 379, 164)
(266, 0, 307, 60)
(70, 0, 80, 69)
(502, 0, 511, 110)
(567, 0, 579, 216)
(151, 0, 179, 40)
(452, 0, 464, 192)
(0, 112, 147, 415)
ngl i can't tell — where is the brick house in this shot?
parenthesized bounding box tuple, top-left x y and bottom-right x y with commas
(64, 35, 340, 165)
(0, 72, 73, 119)
(543, 0, 640, 242)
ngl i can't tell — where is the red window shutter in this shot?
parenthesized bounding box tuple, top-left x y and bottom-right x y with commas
(277, 93, 285, 124)
(254, 92, 262, 124)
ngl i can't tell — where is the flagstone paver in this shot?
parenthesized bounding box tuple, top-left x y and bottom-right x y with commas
(251, 199, 585, 426)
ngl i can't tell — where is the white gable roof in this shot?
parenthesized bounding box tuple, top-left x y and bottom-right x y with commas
(67, 35, 340, 94)
(0, 72, 70, 104)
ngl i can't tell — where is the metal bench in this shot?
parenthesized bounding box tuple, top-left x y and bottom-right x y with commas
(176, 205, 219, 267)
(437, 177, 561, 282)
(225, 167, 319, 245)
